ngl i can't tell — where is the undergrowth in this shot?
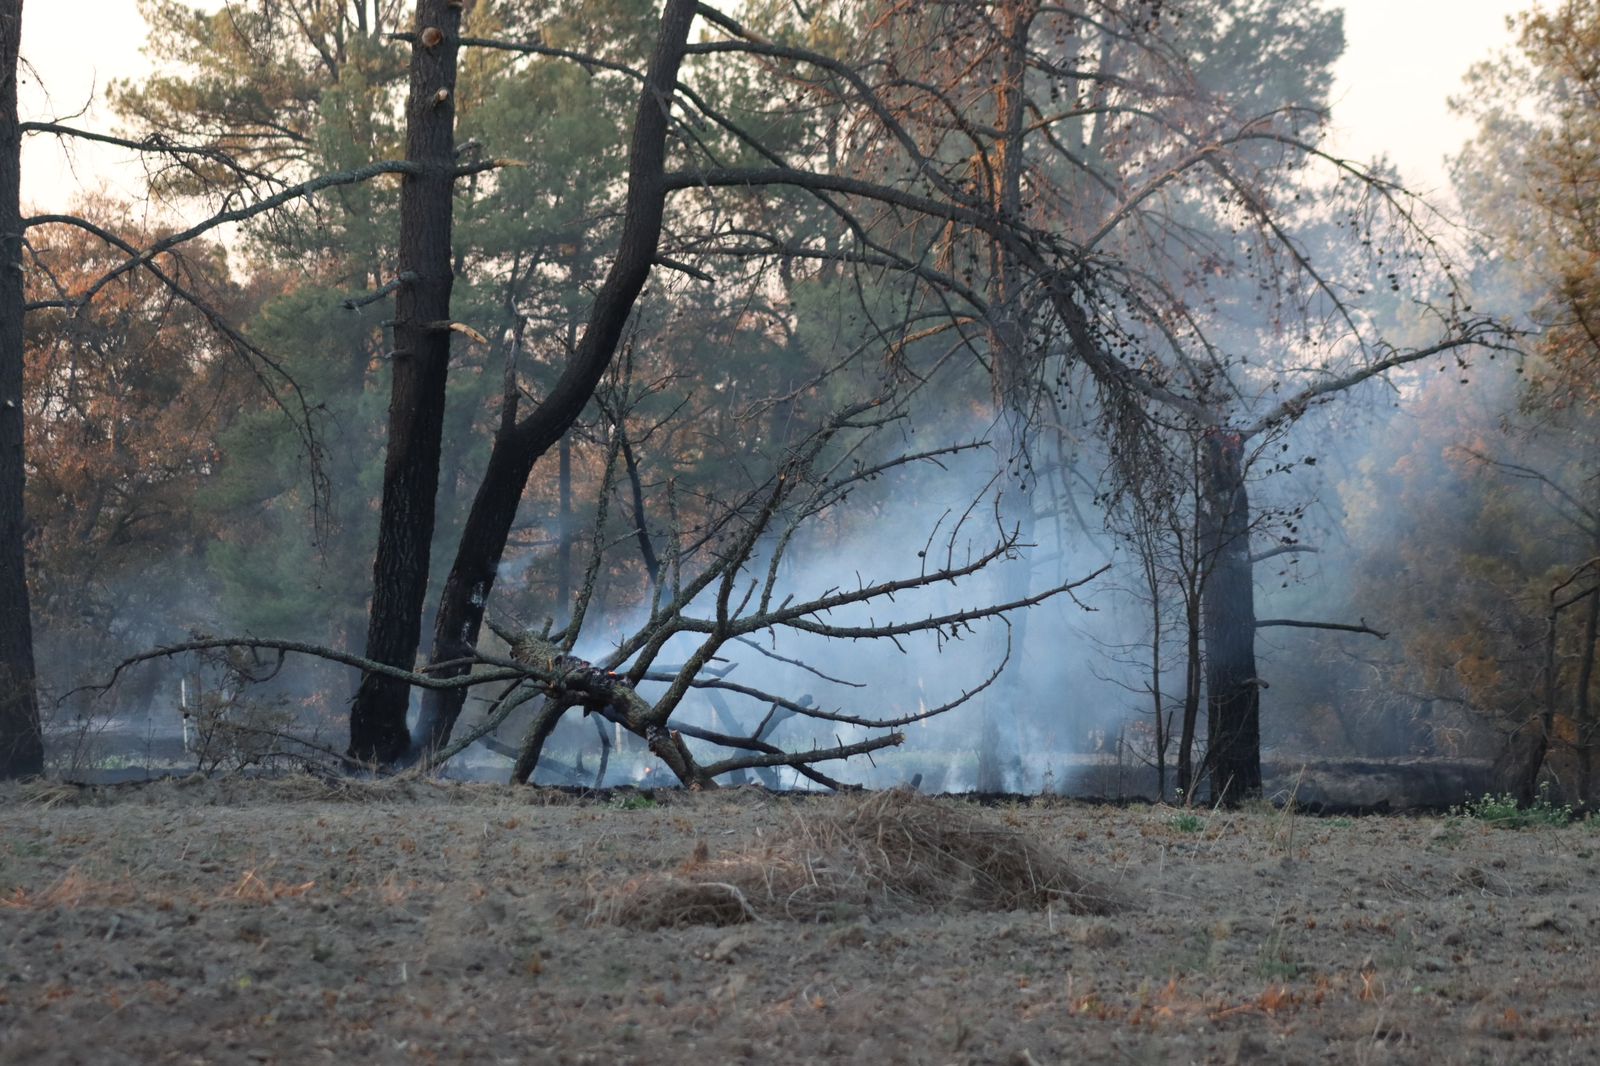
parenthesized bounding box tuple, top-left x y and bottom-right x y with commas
(1453, 784, 1572, 828)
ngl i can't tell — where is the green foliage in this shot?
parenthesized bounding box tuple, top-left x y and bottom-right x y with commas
(1254, 926, 1301, 981)
(1171, 812, 1205, 834)
(1453, 784, 1572, 829)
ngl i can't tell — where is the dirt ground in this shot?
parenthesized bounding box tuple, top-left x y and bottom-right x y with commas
(1, 777, 1597, 1065)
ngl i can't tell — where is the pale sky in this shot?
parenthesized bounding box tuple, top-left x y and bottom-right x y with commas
(1327, 0, 1525, 197)
(17, 0, 1530, 210)
(18, 1, 156, 207)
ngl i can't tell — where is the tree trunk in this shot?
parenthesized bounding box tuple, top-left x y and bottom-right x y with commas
(511, 698, 572, 785)
(349, 0, 462, 765)
(981, 0, 1038, 791)
(0, 0, 42, 780)
(1199, 431, 1261, 804)
(556, 422, 573, 612)
(1176, 584, 1202, 801)
(411, 0, 698, 757)
(1148, 565, 1167, 802)
(986, 0, 1036, 415)
(1578, 589, 1598, 807)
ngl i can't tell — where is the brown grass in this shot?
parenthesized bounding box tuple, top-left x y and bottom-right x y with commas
(14, 779, 82, 809)
(591, 789, 1123, 928)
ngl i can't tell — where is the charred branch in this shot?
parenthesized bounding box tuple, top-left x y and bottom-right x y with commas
(1255, 618, 1389, 639)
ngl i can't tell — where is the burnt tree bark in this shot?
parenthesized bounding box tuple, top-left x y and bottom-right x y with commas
(1199, 430, 1261, 803)
(981, 0, 1040, 787)
(1175, 584, 1202, 800)
(0, 0, 41, 780)
(1578, 587, 1598, 806)
(349, 0, 462, 764)
(411, 0, 698, 758)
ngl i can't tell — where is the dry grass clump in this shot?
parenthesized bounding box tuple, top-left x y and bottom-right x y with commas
(592, 788, 1122, 929)
(12, 779, 83, 809)
(259, 772, 489, 804)
(261, 774, 592, 807)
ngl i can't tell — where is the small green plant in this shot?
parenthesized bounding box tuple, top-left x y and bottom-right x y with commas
(1171, 812, 1205, 834)
(1254, 920, 1302, 980)
(610, 793, 657, 811)
(1452, 784, 1571, 828)
(1327, 817, 1354, 829)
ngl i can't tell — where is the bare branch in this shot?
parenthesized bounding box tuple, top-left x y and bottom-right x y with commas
(1249, 544, 1319, 564)
(1255, 618, 1388, 639)
(695, 732, 904, 781)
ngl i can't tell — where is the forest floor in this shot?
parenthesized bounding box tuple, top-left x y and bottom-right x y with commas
(1, 776, 1596, 1065)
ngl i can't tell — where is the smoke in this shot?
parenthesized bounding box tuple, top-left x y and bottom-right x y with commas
(510, 411, 1166, 794)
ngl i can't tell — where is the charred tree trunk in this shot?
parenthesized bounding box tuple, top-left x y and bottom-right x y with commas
(1199, 432, 1261, 804)
(511, 697, 574, 785)
(1578, 589, 1598, 807)
(986, 0, 1037, 416)
(1176, 592, 1202, 801)
(349, 0, 462, 765)
(412, 0, 697, 758)
(981, 0, 1039, 789)
(556, 414, 573, 613)
(0, 0, 42, 780)
(505, 633, 708, 787)
(1147, 561, 1168, 802)
(1176, 451, 1207, 802)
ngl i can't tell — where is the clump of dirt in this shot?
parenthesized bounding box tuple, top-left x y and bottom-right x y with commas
(591, 787, 1121, 928)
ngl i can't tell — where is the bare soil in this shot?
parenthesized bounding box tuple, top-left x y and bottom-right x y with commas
(1, 777, 1597, 1065)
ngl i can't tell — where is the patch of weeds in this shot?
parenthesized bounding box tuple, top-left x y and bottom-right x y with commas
(1327, 817, 1354, 829)
(1452, 784, 1571, 828)
(1427, 818, 1466, 849)
(1256, 926, 1300, 981)
(609, 793, 657, 812)
(1171, 812, 1205, 834)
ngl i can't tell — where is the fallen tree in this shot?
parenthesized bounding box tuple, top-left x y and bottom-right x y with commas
(87, 395, 1105, 788)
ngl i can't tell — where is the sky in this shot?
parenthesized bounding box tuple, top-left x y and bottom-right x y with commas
(16, 1, 1530, 209)
(1325, 0, 1526, 197)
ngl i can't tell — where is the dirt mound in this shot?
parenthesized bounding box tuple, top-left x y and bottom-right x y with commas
(591, 787, 1122, 927)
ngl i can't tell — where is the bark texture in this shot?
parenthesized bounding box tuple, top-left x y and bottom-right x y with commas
(349, 0, 461, 764)
(412, 0, 698, 757)
(1200, 431, 1262, 803)
(0, 0, 42, 779)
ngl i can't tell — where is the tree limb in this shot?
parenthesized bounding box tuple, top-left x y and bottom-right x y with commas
(1255, 618, 1388, 639)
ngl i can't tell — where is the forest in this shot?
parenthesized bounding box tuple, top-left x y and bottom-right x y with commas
(2, 0, 1598, 813)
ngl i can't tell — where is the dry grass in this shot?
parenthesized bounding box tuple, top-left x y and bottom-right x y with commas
(591, 788, 1123, 928)
(13, 779, 82, 809)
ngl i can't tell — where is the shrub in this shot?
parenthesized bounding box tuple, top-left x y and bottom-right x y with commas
(1453, 784, 1571, 828)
